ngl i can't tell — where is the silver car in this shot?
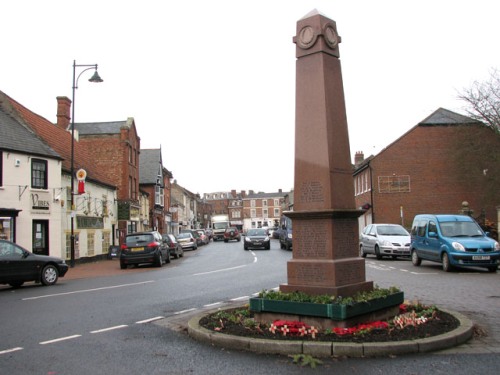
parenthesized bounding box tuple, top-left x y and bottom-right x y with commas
(359, 224, 411, 259)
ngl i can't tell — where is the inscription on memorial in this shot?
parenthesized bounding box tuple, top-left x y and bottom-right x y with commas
(335, 261, 364, 284)
(295, 220, 328, 258)
(299, 181, 324, 203)
(290, 263, 326, 284)
(332, 219, 357, 258)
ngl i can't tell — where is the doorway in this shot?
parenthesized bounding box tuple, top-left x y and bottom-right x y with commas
(32, 220, 49, 255)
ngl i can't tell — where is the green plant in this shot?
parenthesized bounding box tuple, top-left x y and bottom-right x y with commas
(257, 286, 401, 306)
(290, 354, 323, 368)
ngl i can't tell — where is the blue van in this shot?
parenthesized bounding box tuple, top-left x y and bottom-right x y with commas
(410, 214, 500, 272)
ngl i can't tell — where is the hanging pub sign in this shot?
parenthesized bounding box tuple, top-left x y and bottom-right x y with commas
(76, 169, 87, 195)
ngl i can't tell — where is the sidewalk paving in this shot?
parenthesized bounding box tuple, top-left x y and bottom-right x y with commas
(63, 259, 151, 280)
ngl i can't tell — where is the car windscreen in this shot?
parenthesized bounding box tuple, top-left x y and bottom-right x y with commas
(177, 233, 191, 239)
(377, 225, 409, 236)
(248, 229, 266, 236)
(439, 221, 483, 237)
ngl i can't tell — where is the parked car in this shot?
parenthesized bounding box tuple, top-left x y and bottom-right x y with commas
(244, 228, 271, 250)
(164, 234, 184, 259)
(224, 227, 241, 242)
(359, 224, 411, 259)
(196, 229, 210, 245)
(181, 229, 203, 246)
(0, 239, 68, 288)
(410, 214, 500, 272)
(120, 231, 171, 269)
(176, 232, 198, 250)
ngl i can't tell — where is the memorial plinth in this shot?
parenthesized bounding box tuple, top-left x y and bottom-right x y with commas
(279, 10, 373, 297)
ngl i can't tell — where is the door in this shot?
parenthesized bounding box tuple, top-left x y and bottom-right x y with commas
(33, 220, 49, 255)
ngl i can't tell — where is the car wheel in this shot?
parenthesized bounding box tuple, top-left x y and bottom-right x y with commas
(285, 242, 291, 251)
(359, 245, 366, 258)
(194, 244, 198, 250)
(224, 239, 228, 243)
(179, 248, 184, 257)
(487, 266, 497, 273)
(266, 244, 270, 250)
(120, 262, 127, 269)
(375, 245, 382, 260)
(9, 281, 24, 288)
(280, 242, 285, 249)
(156, 253, 163, 267)
(244, 246, 248, 251)
(41, 264, 59, 286)
(411, 250, 421, 266)
(442, 253, 453, 272)
(173, 250, 179, 259)
(166, 251, 171, 263)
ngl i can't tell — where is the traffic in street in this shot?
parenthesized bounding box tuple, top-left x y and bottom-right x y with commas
(1, 237, 499, 374)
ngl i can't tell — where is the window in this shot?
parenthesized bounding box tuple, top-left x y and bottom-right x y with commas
(31, 159, 47, 189)
(274, 208, 280, 217)
(250, 209, 256, 218)
(378, 175, 410, 193)
(155, 185, 164, 206)
(274, 199, 279, 206)
(263, 200, 268, 207)
(263, 209, 268, 218)
(250, 200, 256, 207)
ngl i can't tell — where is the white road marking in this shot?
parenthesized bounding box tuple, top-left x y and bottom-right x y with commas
(40, 335, 81, 345)
(22, 281, 155, 300)
(0, 347, 23, 355)
(136, 317, 165, 324)
(193, 265, 246, 276)
(90, 325, 128, 333)
(230, 296, 249, 301)
(204, 302, 222, 307)
(174, 308, 196, 315)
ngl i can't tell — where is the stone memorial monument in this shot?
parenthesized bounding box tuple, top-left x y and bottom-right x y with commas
(280, 10, 373, 297)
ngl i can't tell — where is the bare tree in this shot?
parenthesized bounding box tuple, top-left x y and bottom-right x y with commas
(458, 68, 500, 134)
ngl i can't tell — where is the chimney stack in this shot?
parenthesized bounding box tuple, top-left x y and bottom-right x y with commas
(56, 96, 71, 130)
(354, 151, 364, 166)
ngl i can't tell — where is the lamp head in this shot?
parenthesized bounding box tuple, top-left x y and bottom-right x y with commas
(88, 70, 103, 83)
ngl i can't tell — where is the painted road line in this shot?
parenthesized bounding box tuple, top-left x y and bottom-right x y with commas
(193, 265, 246, 276)
(23, 281, 155, 301)
(204, 302, 222, 307)
(136, 317, 165, 324)
(231, 296, 250, 301)
(90, 325, 128, 333)
(174, 308, 196, 315)
(40, 335, 81, 345)
(0, 347, 23, 355)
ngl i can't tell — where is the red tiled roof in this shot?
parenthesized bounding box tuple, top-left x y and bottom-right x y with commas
(5, 93, 116, 188)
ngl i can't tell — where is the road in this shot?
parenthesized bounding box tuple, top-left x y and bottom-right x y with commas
(1, 238, 499, 374)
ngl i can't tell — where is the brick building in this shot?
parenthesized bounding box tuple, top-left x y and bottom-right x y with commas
(139, 148, 173, 235)
(56, 97, 142, 244)
(354, 108, 500, 233)
(242, 190, 287, 231)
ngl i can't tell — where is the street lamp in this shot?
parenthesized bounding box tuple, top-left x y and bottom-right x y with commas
(70, 60, 103, 267)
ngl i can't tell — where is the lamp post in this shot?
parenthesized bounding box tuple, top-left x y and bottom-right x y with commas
(70, 60, 103, 267)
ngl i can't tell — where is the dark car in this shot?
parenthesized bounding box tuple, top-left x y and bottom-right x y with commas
(224, 227, 241, 242)
(244, 228, 270, 250)
(0, 239, 68, 288)
(176, 232, 198, 250)
(120, 231, 170, 269)
(164, 234, 184, 259)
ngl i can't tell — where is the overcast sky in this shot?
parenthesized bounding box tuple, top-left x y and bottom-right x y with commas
(2, 1, 499, 196)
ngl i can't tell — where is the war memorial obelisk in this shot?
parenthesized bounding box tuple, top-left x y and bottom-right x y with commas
(280, 10, 373, 297)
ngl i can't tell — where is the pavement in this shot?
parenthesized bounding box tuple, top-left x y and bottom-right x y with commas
(64, 259, 482, 358)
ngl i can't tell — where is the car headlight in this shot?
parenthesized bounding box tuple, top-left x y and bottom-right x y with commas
(244, 237, 251, 242)
(287, 233, 292, 239)
(452, 242, 466, 251)
(381, 240, 392, 247)
(264, 236, 270, 242)
(494, 241, 500, 251)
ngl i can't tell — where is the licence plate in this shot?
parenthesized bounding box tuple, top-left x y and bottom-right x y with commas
(254, 242, 261, 246)
(131, 247, 144, 252)
(472, 255, 490, 260)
